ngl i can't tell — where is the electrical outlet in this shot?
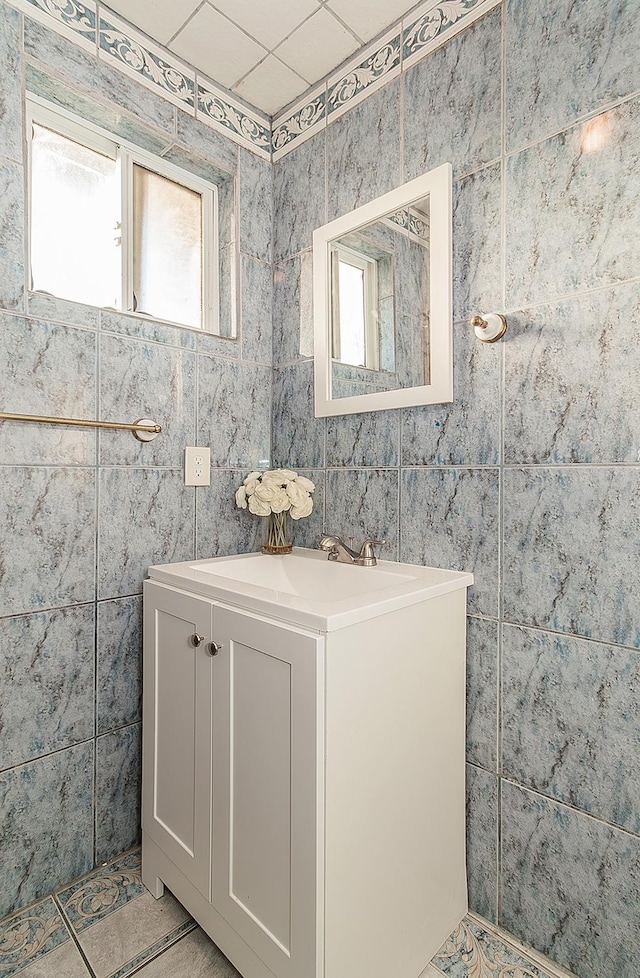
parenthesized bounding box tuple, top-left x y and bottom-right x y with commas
(184, 446, 211, 486)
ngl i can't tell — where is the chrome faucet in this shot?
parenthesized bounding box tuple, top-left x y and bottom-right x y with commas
(318, 534, 386, 567)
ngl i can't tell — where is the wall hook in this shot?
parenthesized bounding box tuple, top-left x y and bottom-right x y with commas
(471, 313, 507, 343)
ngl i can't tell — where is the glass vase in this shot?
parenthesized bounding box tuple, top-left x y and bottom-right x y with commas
(261, 510, 293, 555)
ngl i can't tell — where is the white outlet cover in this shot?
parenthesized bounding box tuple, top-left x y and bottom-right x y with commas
(185, 446, 211, 486)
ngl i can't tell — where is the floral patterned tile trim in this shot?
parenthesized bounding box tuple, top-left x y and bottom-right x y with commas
(56, 848, 145, 934)
(0, 897, 70, 977)
(433, 916, 577, 978)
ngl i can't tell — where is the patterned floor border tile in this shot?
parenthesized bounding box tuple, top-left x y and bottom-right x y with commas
(0, 896, 71, 977)
(433, 914, 578, 978)
(55, 848, 145, 935)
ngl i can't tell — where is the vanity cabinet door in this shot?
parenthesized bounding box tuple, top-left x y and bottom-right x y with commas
(142, 582, 213, 900)
(211, 603, 323, 978)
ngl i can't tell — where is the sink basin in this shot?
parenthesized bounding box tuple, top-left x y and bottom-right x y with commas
(192, 553, 414, 602)
(147, 547, 473, 631)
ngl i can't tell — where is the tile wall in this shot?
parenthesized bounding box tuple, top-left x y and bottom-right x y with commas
(2, 2, 640, 977)
(0, 0, 272, 919)
(272, 2, 640, 976)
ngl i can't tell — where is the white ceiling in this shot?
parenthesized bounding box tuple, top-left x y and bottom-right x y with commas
(102, 0, 424, 117)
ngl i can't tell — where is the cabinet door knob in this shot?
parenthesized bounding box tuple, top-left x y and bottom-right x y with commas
(191, 633, 205, 647)
(208, 642, 222, 656)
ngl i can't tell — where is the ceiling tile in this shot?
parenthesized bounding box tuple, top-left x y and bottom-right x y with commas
(326, 0, 418, 43)
(211, 0, 321, 50)
(169, 3, 268, 89)
(101, 0, 194, 45)
(275, 8, 360, 84)
(235, 56, 309, 117)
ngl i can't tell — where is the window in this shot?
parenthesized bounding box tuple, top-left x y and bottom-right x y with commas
(330, 244, 379, 370)
(27, 96, 218, 332)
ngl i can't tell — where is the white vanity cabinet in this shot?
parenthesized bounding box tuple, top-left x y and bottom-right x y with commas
(142, 550, 472, 978)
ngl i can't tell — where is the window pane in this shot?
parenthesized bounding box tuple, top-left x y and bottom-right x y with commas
(133, 165, 202, 329)
(338, 260, 366, 367)
(31, 123, 119, 307)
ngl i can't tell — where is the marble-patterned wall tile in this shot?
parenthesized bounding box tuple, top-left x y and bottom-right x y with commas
(506, 98, 640, 308)
(26, 62, 173, 159)
(241, 257, 273, 365)
(326, 411, 400, 467)
(501, 782, 640, 978)
(273, 131, 326, 262)
(98, 468, 194, 599)
(196, 330, 241, 360)
(403, 8, 502, 183)
(0, 742, 94, 919)
(218, 242, 238, 340)
(400, 468, 500, 618)
(28, 291, 100, 330)
(401, 321, 501, 466)
(98, 334, 196, 468)
(0, 467, 96, 616)
(325, 469, 399, 560)
(238, 149, 272, 263)
(326, 79, 401, 222)
(506, 0, 640, 153)
(0, 315, 97, 466)
(0, 4, 23, 164)
(0, 605, 94, 770)
(95, 724, 141, 864)
(504, 285, 640, 464)
(452, 163, 502, 325)
(24, 19, 176, 136)
(197, 357, 271, 468)
(99, 310, 196, 350)
(503, 468, 640, 649)
(0, 158, 25, 311)
(466, 616, 499, 771)
(196, 469, 261, 559)
(97, 596, 142, 735)
(466, 763, 498, 924)
(273, 253, 313, 366)
(502, 624, 640, 834)
(272, 362, 325, 470)
(176, 110, 238, 175)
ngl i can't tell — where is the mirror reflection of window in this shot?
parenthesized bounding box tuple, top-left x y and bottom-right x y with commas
(331, 244, 379, 370)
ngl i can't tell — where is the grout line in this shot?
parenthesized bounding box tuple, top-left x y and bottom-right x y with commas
(53, 892, 99, 978)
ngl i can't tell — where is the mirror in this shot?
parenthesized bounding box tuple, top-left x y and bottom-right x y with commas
(313, 164, 452, 416)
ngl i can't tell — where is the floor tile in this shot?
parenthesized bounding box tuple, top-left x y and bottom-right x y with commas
(433, 916, 571, 978)
(57, 850, 146, 934)
(13, 940, 91, 978)
(0, 897, 71, 977)
(133, 927, 240, 977)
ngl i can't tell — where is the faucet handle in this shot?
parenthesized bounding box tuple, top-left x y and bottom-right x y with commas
(358, 538, 387, 565)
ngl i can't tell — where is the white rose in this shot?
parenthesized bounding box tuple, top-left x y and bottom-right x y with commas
(248, 493, 271, 516)
(290, 497, 313, 519)
(254, 483, 279, 503)
(243, 470, 262, 485)
(286, 481, 307, 506)
(263, 468, 297, 484)
(270, 489, 291, 513)
(235, 485, 247, 509)
(295, 476, 315, 493)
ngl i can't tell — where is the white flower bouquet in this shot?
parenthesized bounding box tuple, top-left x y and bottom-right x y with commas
(235, 468, 315, 519)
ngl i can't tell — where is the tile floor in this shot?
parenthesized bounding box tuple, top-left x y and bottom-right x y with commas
(0, 849, 576, 978)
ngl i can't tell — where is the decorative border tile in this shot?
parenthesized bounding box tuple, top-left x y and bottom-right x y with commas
(433, 915, 577, 978)
(108, 919, 196, 978)
(197, 79, 271, 160)
(8, 0, 96, 51)
(272, 85, 326, 160)
(56, 849, 145, 934)
(98, 12, 195, 113)
(0, 897, 69, 976)
(326, 26, 402, 123)
(403, 0, 502, 70)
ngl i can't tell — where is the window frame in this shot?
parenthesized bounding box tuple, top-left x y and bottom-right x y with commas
(26, 93, 219, 334)
(330, 242, 379, 370)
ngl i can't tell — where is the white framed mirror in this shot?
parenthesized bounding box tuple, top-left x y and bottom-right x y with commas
(313, 163, 453, 417)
